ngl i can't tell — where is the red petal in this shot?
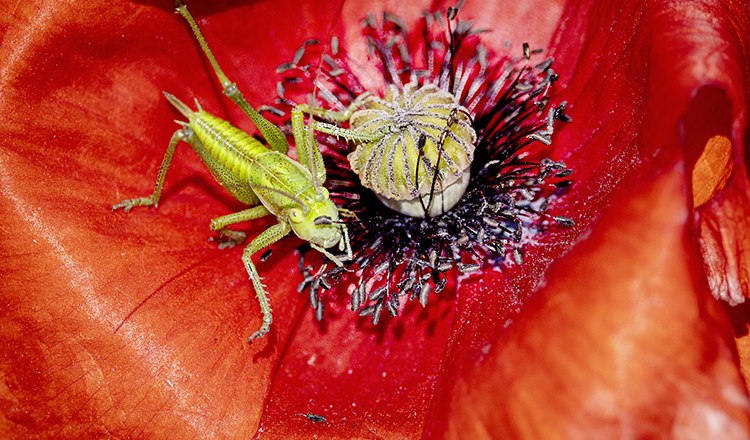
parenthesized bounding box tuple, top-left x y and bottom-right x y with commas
(0, 0, 346, 436)
(2, 0, 749, 437)
(645, 0, 750, 306)
(442, 162, 750, 437)
(423, 0, 750, 435)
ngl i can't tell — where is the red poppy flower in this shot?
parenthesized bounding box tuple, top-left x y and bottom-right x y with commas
(1, 0, 749, 438)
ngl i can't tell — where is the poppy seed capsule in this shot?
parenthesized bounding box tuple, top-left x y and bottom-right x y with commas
(347, 82, 477, 217)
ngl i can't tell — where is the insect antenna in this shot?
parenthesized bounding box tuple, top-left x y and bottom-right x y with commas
(415, 134, 430, 215)
(305, 0, 347, 190)
(445, 0, 466, 92)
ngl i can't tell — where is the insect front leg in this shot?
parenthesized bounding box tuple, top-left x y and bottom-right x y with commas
(174, 1, 289, 155)
(310, 242, 346, 268)
(290, 107, 326, 184)
(290, 105, 384, 185)
(338, 208, 359, 220)
(295, 92, 371, 123)
(292, 104, 383, 145)
(209, 205, 272, 248)
(243, 221, 292, 342)
(112, 129, 187, 212)
(340, 223, 353, 261)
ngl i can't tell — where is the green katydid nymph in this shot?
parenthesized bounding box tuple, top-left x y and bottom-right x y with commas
(112, 1, 351, 342)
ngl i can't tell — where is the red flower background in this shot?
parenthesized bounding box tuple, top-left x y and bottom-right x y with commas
(2, 0, 750, 437)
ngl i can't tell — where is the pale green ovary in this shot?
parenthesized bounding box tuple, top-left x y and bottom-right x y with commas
(347, 82, 477, 201)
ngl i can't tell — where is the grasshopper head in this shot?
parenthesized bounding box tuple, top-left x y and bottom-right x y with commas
(288, 188, 342, 249)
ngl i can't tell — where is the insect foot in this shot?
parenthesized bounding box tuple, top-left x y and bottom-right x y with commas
(248, 313, 273, 342)
(112, 197, 150, 212)
(112, 128, 187, 213)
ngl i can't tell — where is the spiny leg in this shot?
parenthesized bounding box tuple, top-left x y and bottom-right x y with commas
(296, 92, 371, 122)
(310, 242, 347, 268)
(174, 1, 289, 155)
(209, 205, 271, 248)
(113, 129, 187, 212)
(290, 107, 326, 185)
(289, 104, 384, 186)
(243, 222, 292, 342)
(292, 103, 384, 144)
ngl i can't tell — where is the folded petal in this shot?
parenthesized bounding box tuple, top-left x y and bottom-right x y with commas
(424, 0, 750, 435)
(442, 162, 750, 438)
(0, 0, 348, 436)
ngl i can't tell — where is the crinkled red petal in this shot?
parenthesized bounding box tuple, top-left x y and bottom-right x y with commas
(441, 163, 750, 438)
(1, 0, 748, 437)
(424, 0, 750, 436)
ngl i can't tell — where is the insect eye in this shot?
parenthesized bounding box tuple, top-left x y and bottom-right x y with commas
(289, 208, 303, 223)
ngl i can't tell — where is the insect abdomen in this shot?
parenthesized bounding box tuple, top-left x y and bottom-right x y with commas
(192, 112, 267, 177)
(188, 111, 269, 204)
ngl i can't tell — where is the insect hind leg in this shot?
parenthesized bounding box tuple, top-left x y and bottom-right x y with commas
(174, 1, 289, 155)
(242, 221, 292, 342)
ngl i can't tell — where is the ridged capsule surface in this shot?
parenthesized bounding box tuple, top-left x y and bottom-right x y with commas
(347, 82, 477, 201)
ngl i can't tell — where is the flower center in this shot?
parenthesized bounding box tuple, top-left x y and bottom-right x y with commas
(274, 7, 576, 325)
(347, 81, 476, 217)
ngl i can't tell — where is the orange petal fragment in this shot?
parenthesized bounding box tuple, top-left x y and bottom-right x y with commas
(693, 135, 733, 208)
